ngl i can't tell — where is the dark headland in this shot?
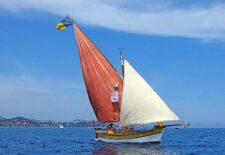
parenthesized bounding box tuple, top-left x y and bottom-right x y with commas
(0, 116, 96, 128)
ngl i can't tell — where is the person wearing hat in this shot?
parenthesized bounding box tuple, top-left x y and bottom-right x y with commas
(107, 123, 114, 135)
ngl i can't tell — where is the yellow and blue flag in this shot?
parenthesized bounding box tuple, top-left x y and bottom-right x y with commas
(56, 15, 74, 31)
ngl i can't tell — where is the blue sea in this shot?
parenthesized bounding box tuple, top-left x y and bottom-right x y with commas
(0, 128, 224, 155)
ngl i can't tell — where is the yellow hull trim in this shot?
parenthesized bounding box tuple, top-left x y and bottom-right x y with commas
(96, 128, 163, 139)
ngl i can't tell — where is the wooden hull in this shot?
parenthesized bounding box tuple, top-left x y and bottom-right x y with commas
(95, 128, 164, 143)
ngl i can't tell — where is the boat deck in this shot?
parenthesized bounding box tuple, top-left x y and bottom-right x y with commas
(96, 127, 163, 139)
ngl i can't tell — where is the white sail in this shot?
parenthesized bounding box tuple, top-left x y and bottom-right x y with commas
(120, 60, 179, 128)
(59, 124, 64, 128)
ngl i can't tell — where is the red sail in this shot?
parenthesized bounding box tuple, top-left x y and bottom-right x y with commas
(73, 24, 123, 123)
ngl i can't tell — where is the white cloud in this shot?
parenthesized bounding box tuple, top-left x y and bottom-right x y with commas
(0, 0, 225, 40)
(0, 75, 84, 95)
(0, 75, 95, 121)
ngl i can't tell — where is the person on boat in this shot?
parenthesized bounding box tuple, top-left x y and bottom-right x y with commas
(129, 126, 135, 133)
(121, 127, 130, 134)
(155, 121, 165, 129)
(107, 123, 115, 135)
(116, 126, 135, 135)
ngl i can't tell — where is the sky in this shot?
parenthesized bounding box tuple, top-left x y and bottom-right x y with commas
(0, 0, 225, 126)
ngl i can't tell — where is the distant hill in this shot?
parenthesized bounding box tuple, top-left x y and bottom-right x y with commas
(0, 116, 6, 120)
(0, 117, 96, 128)
(190, 123, 225, 128)
(0, 117, 224, 128)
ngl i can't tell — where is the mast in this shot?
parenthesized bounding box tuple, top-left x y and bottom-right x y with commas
(120, 51, 124, 78)
(73, 23, 123, 123)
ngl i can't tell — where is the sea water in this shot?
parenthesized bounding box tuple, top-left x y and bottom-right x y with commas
(0, 128, 224, 154)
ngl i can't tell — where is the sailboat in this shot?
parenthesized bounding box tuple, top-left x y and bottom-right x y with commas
(57, 16, 190, 143)
(59, 124, 64, 128)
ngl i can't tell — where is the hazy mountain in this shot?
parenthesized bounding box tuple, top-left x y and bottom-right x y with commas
(0, 116, 6, 120)
(0, 117, 94, 128)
